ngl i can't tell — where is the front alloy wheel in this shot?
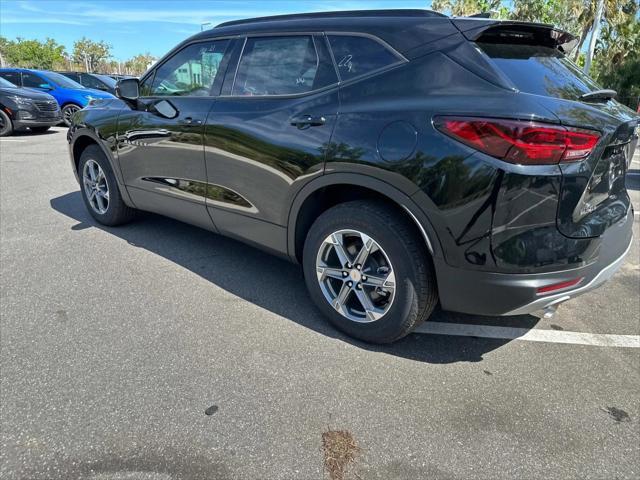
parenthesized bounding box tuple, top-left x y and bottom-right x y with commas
(82, 159, 109, 214)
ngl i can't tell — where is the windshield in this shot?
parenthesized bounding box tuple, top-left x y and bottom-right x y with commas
(43, 71, 86, 89)
(0, 77, 17, 88)
(92, 74, 117, 88)
(478, 43, 601, 100)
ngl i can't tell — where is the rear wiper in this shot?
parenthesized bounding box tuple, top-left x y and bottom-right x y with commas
(580, 89, 617, 101)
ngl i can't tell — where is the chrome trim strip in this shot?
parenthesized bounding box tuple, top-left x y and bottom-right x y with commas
(402, 205, 434, 255)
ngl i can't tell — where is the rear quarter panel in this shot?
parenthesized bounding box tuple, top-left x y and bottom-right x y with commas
(328, 50, 582, 273)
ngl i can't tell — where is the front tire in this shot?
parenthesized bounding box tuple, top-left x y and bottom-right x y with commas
(79, 145, 136, 226)
(0, 110, 13, 137)
(62, 104, 81, 127)
(303, 200, 438, 343)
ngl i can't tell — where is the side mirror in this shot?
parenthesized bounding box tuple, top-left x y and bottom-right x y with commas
(150, 99, 178, 119)
(39, 83, 53, 90)
(116, 78, 139, 101)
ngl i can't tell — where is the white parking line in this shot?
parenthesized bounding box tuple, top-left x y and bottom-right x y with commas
(0, 139, 26, 142)
(414, 322, 640, 348)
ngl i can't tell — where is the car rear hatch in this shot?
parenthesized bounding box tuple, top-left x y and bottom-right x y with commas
(457, 19, 639, 238)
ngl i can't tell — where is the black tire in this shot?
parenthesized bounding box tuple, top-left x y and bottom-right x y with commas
(78, 145, 136, 226)
(303, 200, 438, 344)
(0, 110, 13, 137)
(30, 126, 50, 133)
(62, 103, 81, 127)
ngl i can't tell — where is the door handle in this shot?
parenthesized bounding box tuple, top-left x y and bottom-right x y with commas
(290, 115, 326, 129)
(180, 117, 202, 126)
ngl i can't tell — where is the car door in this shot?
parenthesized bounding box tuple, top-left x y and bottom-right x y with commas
(203, 34, 340, 255)
(117, 38, 232, 231)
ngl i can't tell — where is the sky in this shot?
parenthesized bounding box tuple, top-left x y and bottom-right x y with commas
(0, 0, 441, 61)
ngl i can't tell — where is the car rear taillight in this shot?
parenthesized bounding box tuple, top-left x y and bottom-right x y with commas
(434, 117, 600, 165)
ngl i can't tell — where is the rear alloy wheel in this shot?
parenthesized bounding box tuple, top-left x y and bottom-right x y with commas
(62, 104, 81, 126)
(303, 200, 438, 343)
(315, 229, 396, 323)
(0, 109, 13, 137)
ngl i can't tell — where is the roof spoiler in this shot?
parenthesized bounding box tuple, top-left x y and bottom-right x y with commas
(452, 19, 578, 55)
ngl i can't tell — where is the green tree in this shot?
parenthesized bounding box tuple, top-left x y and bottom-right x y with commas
(511, 0, 583, 34)
(431, 0, 509, 17)
(593, 13, 640, 107)
(0, 36, 67, 69)
(72, 37, 111, 72)
(123, 53, 156, 76)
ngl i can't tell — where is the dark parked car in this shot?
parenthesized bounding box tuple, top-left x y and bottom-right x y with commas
(67, 10, 638, 343)
(58, 72, 118, 95)
(108, 74, 136, 82)
(0, 76, 60, 136)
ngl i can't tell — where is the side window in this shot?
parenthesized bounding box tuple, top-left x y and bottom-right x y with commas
(65, 72, 80, 82)
(328, 35, 402, 81)
(22, 73, 47, 88)
(233, 36, 335, 96)
(0, 72, 21, 85)
(81, 74, 104, 90)
(149, 39, 229, 97)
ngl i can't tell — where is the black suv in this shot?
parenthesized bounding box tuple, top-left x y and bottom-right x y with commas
(0, 76, 60, 136)
(67, 10, 638, 343)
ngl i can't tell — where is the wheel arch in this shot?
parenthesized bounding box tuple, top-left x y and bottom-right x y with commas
(61, 101, 83, 109)
(287, 173, 442, 263)
(70, 130, 135, 207)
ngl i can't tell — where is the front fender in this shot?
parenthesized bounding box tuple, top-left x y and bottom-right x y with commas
(68, 117, 135, 208)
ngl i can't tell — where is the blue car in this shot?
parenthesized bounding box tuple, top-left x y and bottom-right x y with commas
(0, 68, 115, 126)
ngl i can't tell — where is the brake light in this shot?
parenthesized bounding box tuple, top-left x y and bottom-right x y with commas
(434, 117, 600, 165)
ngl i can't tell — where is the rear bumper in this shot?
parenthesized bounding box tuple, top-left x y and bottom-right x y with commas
(436, 206, 634, 316)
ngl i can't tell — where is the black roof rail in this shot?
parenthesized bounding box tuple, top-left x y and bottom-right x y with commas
(215, 9, 446, 29)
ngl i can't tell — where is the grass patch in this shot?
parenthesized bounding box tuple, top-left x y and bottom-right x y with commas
(322, 429, 360, 480)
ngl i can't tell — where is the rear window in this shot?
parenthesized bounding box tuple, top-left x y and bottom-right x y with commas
(479, 43, 600, 100)
(328, 35, 402, 81)
(233, 36, 336, 96)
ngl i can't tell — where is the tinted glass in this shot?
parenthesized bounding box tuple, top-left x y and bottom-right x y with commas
(233, 36, 334, 96)
(93, 74, 117, 88)
(328, 35, 401, 81)
(0, 72, 21, 85)
(150, 40, 229, 96)
(42, 71, 85, 89)
(81, 74, 107, 90)
(62, 72, 80, 82)
(22, 72, 47, 88)
(0, 76, 17, 88)
(479, 43, 601, 100)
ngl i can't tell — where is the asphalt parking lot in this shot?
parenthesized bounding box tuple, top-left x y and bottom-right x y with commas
(1, 127, 639, 479)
